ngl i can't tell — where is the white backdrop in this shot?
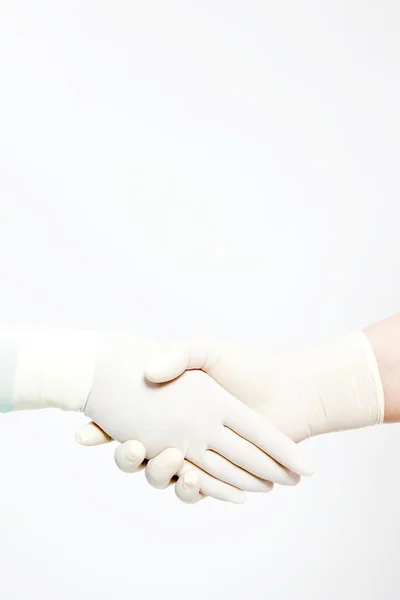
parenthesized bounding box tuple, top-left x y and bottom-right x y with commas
(0, 1, 399, 599)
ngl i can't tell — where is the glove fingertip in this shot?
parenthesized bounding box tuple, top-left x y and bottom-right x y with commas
(75, 430, 88, 445)
(143, 362, 170, 383)
(114, 441, 146, 472)
(75, 424, 100, 446)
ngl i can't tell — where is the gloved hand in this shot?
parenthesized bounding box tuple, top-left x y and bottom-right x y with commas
(77, 423, 249, 503)
(85, 330, 384, 503)
(77, 333, 313, 502)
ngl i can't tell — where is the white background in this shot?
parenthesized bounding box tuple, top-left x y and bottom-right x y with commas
(0, 1, 399, 598)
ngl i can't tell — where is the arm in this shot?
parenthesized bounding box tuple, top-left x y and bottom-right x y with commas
(1, 328, 312, 504)
(364, 315, 400, 423)
(103, 314, 400, 504)
(0, 329, 95, 413)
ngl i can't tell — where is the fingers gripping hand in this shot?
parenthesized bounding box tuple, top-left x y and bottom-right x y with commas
(85, 336, 312, 489)
(75, 423, 271, 504)
(114, 443, 270, 504)
(143, 339, 310, 503)
(76, 335, 309, 504)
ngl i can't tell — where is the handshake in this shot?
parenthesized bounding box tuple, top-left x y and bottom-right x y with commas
(0, 324, 385, 505)
(75, 328, 384, 505)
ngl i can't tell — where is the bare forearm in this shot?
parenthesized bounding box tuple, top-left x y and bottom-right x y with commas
(364, 315, 400, 423)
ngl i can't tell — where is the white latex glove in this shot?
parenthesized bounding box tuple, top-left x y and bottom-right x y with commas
(77, 422, 234, 503)
(79, 333, 313, 501)
(109, 331, 384, 503)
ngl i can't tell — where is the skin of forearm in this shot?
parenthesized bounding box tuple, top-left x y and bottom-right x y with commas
(364, 315, 400, 423)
